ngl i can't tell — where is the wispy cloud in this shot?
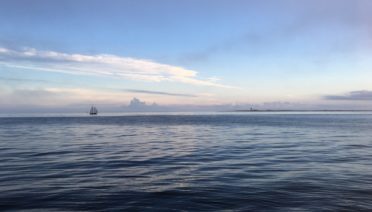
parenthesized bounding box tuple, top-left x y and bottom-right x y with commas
(0, 76, 49, 83)
(0, 47, 232, 88)
(0, 87, 134, 106)
(325, 90, 372, 101)
(181, 0, 372, 63)
(123, 89, 197, 97)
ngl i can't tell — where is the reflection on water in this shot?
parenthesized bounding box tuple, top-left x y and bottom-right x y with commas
(1, 114, 372, 210)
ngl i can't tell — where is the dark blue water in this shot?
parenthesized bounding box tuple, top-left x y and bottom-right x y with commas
(1, 113, 372, 211)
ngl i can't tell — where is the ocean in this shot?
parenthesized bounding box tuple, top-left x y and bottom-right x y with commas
(1, 112, 372, 211)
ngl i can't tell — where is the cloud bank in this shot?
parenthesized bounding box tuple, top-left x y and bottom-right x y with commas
(0, 47, 230, 88)
(325, 90, 372, 101)
(123, 89, 196, 97)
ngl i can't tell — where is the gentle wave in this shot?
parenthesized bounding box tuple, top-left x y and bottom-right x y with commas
(0, 114, 372, 210)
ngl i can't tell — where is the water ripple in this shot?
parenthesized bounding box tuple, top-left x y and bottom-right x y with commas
(0, 114, 372, 210)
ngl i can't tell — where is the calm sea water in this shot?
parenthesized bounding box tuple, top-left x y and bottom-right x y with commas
(1, 113, 372, 211)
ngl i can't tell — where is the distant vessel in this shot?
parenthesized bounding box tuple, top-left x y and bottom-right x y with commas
(89, 106, 98, 115)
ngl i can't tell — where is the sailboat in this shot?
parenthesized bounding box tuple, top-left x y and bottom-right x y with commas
(89, 105, 98, 115)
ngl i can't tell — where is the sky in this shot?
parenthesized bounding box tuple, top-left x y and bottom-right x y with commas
(1, 0, 372, 112)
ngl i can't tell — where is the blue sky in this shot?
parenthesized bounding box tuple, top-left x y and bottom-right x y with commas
(1, 0, 372, 111)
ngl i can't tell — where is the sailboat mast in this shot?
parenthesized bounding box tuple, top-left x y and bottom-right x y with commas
(89, 105, 98, 115)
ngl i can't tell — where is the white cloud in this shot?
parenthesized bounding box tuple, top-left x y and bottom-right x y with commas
(0, 47, 232, 88)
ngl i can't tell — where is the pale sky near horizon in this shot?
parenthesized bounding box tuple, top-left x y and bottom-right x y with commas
(1, 0, 372, 111)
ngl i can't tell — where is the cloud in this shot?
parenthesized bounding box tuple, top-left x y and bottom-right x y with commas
(0, 87, 124, 107)
(181, 0, 372, 63)
(0, 88, 70, 107)
(123, 89, 196, 97)
(0, 87, 208, 110)
(124, 97, 161, 112)
(0, 47, 232, 88)
(0, 76, 49, 83)
(324, 90, 372, 101)
(0, 76, 197, 98)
